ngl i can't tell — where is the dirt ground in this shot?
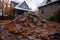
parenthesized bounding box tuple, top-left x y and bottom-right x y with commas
(0, 20, 10, 25)
(48, 21, 60, 27)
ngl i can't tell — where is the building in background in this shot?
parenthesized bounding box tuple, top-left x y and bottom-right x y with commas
(38, 0, 60, 20)
(11, 1, 33, 17)
(10, 1, 19, 17)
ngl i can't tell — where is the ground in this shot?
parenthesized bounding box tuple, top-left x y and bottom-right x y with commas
(0, 19, 60, 40)
(0, 20, 11, 25)
(49, 21, 60, 27)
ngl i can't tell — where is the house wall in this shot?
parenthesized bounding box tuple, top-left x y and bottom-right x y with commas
(39, 2, 60, 20)
(12, 9, 25, 16)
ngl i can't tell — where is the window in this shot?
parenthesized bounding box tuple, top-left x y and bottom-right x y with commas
(41, 8, 44, 14)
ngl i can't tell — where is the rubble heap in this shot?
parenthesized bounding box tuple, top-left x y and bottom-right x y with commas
(0, 13, 60, 40)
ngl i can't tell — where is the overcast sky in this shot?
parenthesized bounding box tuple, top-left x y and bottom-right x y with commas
(9, 0, 47, 10)
(9, 0, 56, 11)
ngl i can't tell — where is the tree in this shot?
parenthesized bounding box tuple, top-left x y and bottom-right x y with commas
(3, 0, 11, 16)
(0, 0, 11, 20)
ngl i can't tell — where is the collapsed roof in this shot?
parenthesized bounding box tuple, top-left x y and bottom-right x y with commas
(0, 13, 59, 40)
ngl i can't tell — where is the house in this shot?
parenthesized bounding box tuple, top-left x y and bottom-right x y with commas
(11, 1, 33, 17)
(10, 1, 19, 8)
(10, 1, 19, 16)
(15, 1, 31, 10)
(38, 0, 60, 20)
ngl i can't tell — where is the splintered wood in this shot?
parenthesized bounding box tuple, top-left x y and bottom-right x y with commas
(0, 13, 59, 40)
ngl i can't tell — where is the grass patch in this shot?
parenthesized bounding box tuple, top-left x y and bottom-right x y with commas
(0, 20, 10, 22)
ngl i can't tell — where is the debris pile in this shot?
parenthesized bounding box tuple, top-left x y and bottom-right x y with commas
(0, 13, 60, 40)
